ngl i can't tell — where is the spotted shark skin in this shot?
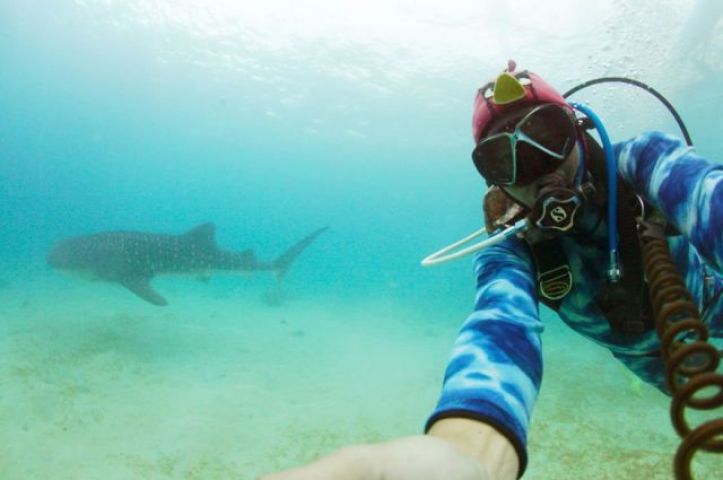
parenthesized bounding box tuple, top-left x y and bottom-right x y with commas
(47, 223, 327, 306)
(426, 131, 722, 474)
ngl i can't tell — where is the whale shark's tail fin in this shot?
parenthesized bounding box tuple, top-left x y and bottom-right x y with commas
(272, 227, 328, 283)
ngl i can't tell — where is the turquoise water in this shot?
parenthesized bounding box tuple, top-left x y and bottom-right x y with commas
(0, 1, 721, 478)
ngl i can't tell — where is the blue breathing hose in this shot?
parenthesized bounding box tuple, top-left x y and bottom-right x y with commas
(569, 102, 621, 282)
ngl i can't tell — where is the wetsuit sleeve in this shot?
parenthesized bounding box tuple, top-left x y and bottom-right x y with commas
(425, 236, 543, 477)
(615, 131, 723, 274)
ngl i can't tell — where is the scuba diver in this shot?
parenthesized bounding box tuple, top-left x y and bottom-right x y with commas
(260, 62, 722, 480)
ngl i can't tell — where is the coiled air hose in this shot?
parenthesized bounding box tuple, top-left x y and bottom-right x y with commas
(637, 219, 723, 479)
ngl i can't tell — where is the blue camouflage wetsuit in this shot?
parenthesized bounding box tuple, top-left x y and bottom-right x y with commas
(425, 131, 723, 476)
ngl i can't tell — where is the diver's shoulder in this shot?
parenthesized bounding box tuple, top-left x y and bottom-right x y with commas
(614, 130, 687, 147)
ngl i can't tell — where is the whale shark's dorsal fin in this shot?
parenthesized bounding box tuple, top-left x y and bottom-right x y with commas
(184, 222, 216, 247)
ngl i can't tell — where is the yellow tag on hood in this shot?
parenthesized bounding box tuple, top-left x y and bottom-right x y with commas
(493, 72, 526, 105)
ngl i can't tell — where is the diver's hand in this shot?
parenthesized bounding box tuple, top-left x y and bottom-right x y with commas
(257, 434, 490, 480)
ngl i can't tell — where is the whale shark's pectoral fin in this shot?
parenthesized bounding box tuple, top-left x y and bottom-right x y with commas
(120, 276, 168, 306)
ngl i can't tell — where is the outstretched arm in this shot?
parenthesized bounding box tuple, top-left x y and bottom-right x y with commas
(425, 235, 543, 478)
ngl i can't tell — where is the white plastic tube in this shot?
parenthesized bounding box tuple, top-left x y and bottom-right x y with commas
(421, 218, 530, 267)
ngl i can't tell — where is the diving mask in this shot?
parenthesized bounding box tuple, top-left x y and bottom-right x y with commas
(472, 104, 578, 186)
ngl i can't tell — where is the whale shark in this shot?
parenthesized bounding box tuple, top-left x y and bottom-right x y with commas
(47, 223, 327, 306)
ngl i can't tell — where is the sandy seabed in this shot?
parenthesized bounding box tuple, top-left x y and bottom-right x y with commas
(0, 271, 719, 479)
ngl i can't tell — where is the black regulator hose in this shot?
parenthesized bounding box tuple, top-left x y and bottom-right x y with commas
(563, 76, 694, 147)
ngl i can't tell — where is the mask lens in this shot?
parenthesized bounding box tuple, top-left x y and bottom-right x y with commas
(514, 142, 554, 184)
(514, 105, 577, 184)
(520, 105, 576, 157)
(473, 135, 515, 185)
